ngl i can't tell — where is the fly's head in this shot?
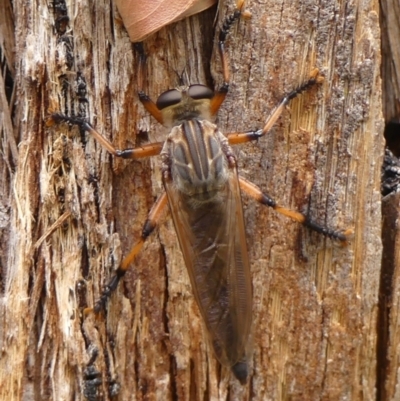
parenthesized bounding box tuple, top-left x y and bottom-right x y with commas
(156, 84, 214, 127)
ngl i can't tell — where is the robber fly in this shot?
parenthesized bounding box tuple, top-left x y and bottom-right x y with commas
(48, 0, 351, 384)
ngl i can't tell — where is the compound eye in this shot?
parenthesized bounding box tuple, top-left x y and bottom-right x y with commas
(188, 84, 214, 100)
(156, 89, 182, 110)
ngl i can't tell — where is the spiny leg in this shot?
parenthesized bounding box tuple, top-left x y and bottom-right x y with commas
(134, 42, 164, 124)
(210, 0, 250, 116)
(90, 192, 168, 313)
(227, 69, 324, 145)
(239, 176, 353, 243)
(47, 114, 163, 159)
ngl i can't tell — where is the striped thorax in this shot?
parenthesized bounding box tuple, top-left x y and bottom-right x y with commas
(162, 119, 231, 203)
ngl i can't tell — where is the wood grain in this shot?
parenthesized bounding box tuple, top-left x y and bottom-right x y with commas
(0, 0, 384, 400)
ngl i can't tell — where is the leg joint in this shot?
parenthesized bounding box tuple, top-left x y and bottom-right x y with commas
(138, 91, 150, 101)
(142, 219, 156, 238)
(262, 195, 276, 208)
(115, 149, 134, 159)
(219, 83, 229, 94)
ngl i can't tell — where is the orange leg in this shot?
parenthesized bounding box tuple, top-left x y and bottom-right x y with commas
(210, 1, 249, 116)
(239, 176, 353, 243)
(47, 114, 163, 159)
(48, 113, 167, 314)
(91, 192, 168, 313)
(227, 69, 323, 145)
(134, 42, 164, 124)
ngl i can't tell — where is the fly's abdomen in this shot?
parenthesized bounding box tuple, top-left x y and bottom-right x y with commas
(163, 164, 252, 381)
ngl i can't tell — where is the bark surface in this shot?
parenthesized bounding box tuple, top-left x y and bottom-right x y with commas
(379, 1, 400, 400)
(0, 0, 384, 400)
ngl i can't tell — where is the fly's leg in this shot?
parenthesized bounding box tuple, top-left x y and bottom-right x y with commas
(239, 176, 353, 244)
(227, 69, 324, 145)
(229, 69, 351, 241)
(48, 114, 167, 314)
(134, 42, 164, 124)
(47, 114, 163, 159)
(134, 1, 250, 119)
(89, 192, 168, 313)
(210, 0, 250, 115)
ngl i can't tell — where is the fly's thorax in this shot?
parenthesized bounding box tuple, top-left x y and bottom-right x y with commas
(163, 119, 230, 202)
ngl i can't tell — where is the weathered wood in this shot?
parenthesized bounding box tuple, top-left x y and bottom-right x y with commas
(381, 190, 400, 401)
(0, 0, 16, 283)
(379, 1, 400, 399)
(0, 0, 383, 400)
(380, 0, 400, 123)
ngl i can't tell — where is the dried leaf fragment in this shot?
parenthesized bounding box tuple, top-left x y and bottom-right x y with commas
(115, 0, 217, 42)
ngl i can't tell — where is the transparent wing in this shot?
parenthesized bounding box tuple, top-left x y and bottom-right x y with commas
(164, 168, 252, 367)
